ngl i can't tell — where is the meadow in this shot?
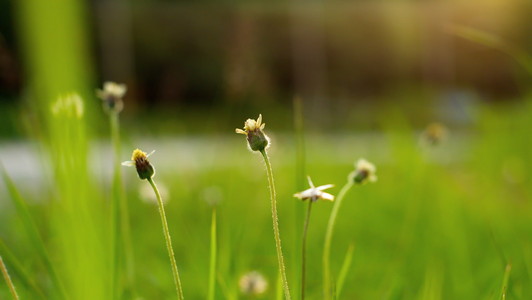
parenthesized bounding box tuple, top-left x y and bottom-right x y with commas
(0, 92, 531, 300)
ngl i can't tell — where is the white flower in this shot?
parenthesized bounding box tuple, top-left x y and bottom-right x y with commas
(294, 176, 335, 202)
(97, 81, 126, 113)
(351, 159, 377, 184)
(239, 271, 268, 296)
(235, 114, 270, 151)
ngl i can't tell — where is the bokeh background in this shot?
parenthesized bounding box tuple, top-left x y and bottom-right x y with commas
(0, 0, 531, 299)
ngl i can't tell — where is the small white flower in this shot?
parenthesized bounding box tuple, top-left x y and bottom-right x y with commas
(294, 176, 335, 202)
(239, 271, 268, 296)
(97, 81, 126, 113)
(351, 159, 377, 184)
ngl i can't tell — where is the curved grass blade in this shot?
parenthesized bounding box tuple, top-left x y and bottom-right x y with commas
(335, 243, 355, 299)
(0, 166, 67, 299)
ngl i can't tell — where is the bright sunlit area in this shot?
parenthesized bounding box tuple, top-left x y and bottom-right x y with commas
(0, 0, 531, 299)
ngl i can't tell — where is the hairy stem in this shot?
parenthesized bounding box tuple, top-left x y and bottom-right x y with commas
(0, 255, 19, 300)
(322, 181, 353, 299)
(148, 178, 184, 300)
(260, 150, 291, 300)
(301, 200, 313, 300)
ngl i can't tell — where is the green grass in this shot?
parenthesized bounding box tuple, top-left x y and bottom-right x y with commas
(0, 96, 531, 299)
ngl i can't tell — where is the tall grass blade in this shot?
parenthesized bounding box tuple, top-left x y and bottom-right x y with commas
(499, 264, 512, 300)
(0, 255, 19, 300)
(0, 239, 45, 299)
(0, 165, 66, 299)
(449, 25, 532, 76)
(335, 244, 354, 299)
(208, 209, 217, 300)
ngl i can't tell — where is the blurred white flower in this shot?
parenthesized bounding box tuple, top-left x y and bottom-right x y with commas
(97, 81, 126, 113)
(51, 93, 84, 119)
(239, 271, 268, 296)
(351, 159, 377, 184)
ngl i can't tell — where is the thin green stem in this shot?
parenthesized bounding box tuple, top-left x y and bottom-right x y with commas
(0, 255, 19, 300)
(260, 150, 291, 300)
(110, 112, 135, 297)
(208, 209, 217, 300)
(499, 264, 512, 300)
(147, 178, 184, 300)
(301, 200, 313, 300)
(322, 181, 353, 300)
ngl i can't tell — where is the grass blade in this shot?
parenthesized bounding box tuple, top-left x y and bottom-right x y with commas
(499, 264, 512, 300)
(0, 165, 66, 299)
(208, 209, 217, 300)
(335, 243, 355, 299)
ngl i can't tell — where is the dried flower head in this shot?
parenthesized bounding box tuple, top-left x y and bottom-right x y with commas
(350, 159, 377, 184)
(122, 149, 155, 180)
(96, 81, 126, 113)
(239, 271, 268, 296)
(294, 176, 334, 202)
(51, 93, 84, 119)
(421, 122, 448, 146)
(235, 114, 270, 151)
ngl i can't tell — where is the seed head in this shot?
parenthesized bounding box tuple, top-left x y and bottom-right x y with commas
(294, 176, 334, 202)
(239, 271, 268, 296)
(235, 114, 270, 151)
(96, 81, 126, 113)
(350, 159, 377, 184)
(122, 149, 155, 180)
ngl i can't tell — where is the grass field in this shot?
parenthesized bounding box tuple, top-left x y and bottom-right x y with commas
(0, 94, 531, 300)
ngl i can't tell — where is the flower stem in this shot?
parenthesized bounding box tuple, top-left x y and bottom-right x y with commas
(208, 209, 217, 300)
(301, 200, 313, 300)
(322, 181, 353, 300)
(110, 112, 135, 297)
(260, 150, 291, 300)
(0, 255, 19, 300)
(147, 178, 184, 300)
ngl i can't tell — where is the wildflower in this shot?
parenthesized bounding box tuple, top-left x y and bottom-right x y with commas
(421, 122, 448, 146)
(294, 176, 334, 202)
(239, 271, 268, 296)
(96, 81, 126, 113)
(350, 159, 377, 184)
(51, 93, 84, 118)
(122, 149, 155, 180)
(235, 114, 270, 151)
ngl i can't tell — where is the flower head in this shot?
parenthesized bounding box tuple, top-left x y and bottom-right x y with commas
(239, 271, 268, 296)
(51, 93, 84, 119)
(122, 149, 155, 180)
(96, 81, 126, 113)
(350, 159, 377, 184)
(294, 176, 335, 202)
(421, 122, 448, 146)
(235, 114, 270, 151)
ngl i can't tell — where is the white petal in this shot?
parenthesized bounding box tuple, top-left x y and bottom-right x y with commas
(320, 192, 335, 201)
(306, 176, 315, 188)
(121, 160, 135, 167)
(146, 150, 155, 157)
(316, 184, 334, 191)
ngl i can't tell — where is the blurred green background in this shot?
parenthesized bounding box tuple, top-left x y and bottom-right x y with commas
(0, 0, 531, 299)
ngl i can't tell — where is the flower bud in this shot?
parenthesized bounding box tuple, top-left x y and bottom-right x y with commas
(349, 159, 377, 184)
(235, 114, 270, 152)
(122, 149, 155, 180)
